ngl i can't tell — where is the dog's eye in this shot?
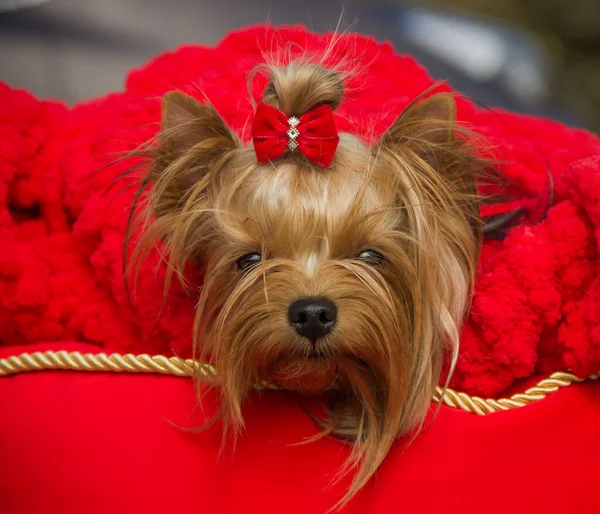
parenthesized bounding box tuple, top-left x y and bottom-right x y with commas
(236, 253, 262, 272)
(357, 249, 385, 265)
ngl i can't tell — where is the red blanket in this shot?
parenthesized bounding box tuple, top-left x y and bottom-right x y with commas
(1, 25, 599, 396)
(1, 25, 600, 514)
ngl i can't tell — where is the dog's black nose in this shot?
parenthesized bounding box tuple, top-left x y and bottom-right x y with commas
(288, 297, 337, 343)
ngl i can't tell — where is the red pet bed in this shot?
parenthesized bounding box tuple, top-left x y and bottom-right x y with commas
(1, 25, 599, 514)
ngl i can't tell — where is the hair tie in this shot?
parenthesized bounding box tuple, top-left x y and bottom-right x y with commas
(251, 102, 339, 168)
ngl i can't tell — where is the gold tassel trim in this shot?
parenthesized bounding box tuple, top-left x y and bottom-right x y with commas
(0, 350, 597, 415)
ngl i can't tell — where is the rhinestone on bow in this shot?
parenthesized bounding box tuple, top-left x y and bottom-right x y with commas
(287, 116, 300, 151)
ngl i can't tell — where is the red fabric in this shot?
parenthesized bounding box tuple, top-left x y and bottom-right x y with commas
(252, 102, 340, 167)
(1, 342, 599, 514)
(1, 25, 599, 396)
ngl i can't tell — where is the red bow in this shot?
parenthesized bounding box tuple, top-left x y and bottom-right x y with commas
(252, 102, 340, 168)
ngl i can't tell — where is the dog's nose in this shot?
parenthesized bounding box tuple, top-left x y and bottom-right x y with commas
(288, 297, 337, 343)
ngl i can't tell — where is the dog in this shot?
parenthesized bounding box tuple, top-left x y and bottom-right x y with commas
(131, 58, 487, 508)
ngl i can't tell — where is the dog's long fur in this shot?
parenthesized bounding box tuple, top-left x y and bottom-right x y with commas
(130, 57, 488, 509)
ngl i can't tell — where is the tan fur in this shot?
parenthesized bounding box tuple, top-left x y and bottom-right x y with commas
(131, 60, 486, 510)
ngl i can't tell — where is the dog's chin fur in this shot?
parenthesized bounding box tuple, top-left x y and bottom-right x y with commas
(269, 357, 339, 394)
(130, 54, 488, 510)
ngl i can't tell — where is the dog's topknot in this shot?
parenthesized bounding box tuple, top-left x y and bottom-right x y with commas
(262, 62, 344, 117)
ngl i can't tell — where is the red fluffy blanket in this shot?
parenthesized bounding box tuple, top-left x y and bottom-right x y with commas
(1, 24, 600, 400)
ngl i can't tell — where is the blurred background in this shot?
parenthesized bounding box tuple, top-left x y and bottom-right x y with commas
(1, 0, 598, 132)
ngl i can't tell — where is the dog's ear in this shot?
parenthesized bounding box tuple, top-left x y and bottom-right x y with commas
(160, 91, 240, 160)
(377, 93, 457, 169)
(146, 92, 240, 218)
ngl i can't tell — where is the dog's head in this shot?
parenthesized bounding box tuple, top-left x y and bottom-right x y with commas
(134, 61, 483, 505)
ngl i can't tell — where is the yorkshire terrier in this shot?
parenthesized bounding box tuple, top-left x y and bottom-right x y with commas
(131, 58, 486, 507)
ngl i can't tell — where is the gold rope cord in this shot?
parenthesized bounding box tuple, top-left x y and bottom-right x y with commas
(0, 350, 597, 415)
